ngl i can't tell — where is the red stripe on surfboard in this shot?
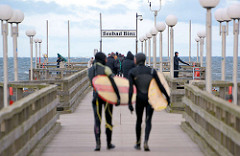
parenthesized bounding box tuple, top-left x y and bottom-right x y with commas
(92, 75, 136, 105)
(94, 84, 129, 93)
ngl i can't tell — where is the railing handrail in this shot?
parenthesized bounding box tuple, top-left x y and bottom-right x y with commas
(185, 84, 240, 118)
(63, 68, 88, 82)
(0, 84, 57, 123)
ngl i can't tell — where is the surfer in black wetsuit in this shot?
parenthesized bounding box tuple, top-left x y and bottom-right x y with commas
(88, 52, 121, 151)
(128, 53, 170, 151)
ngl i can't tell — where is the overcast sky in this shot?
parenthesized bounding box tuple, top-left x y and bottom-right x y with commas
(0, 0, 239, 57)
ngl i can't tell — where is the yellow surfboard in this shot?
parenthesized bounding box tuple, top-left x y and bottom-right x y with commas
(92, 75, 136, 105)
(148, 72, 171, 111)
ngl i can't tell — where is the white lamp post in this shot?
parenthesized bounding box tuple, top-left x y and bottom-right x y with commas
(156, 22, 166, 72)
(139, 36, 144, 52)
(0, 4, 13, 107)
(195, 37, 200, 63)
(197, 31, 206, 67)
(26, 30, 36, 81)
(34, 38, 39, 69)
(199, 0, 220, 93)
(214, 8, 231, 81)
(144, 35, 148, 58)
(146, 32, 152, 66)
(166, 15, 178, 78)
(148, 0, 162, 26)
(8, 9, 24, 81)
(227, 3, 240, 105)
(136, 13, 143, 54)
(151, 27, 158, 68)
(38, 39, 42, 68)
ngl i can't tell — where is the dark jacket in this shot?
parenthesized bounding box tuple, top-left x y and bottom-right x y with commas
(122, 52, 135, 78)
(106, 56, 117, 74)
(174, 55, 189, 70)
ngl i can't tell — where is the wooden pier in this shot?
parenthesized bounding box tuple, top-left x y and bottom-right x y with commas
(0, 63, 240, 156)
(41, 92, 203, 156)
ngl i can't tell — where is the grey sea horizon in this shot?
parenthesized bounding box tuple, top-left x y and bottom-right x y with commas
(0, 56, 240, 82)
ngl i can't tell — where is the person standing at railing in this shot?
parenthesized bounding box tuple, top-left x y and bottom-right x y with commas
(56, 57, 61, 68)
(174, 52, 190, 78)
(88, 52, 121, 151)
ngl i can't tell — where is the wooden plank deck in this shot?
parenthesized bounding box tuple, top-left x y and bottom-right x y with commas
(41, 92, 204, 156)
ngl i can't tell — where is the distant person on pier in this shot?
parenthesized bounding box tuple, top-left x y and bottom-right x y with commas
(174, 52, 190, 78)
(88, 52, 121, 151)
(128, 53, 170, 151)
(106, 52, 117, 75)
(88, 57, 94, 68)
(122, 51, 135, 79)
(56, 56, 62, 68)
(115, 52, 123, 76)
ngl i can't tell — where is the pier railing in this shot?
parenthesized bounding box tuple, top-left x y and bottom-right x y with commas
(57, 68, 90, 112)
(181, 83, 240, 156)
(38, 62, 88, 69)
(190, 80, 235, 102)
(164, 67, 205, 113)
(0, 83, 60, 156)
(32, 67, 86, 80)
(9, 68, 90, 113)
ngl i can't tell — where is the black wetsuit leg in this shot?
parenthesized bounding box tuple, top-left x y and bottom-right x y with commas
(174, 67, 179, 78)
(174, 71, 179, 78)
(92, 93, 104, 143)
(104, 103, 113, 144)
(145, 104, 154, 142)
(135, 98, 145, 144)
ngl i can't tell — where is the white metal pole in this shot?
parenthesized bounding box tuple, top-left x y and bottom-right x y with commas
(206, 8, 212, 93)
(39, 42, 41, 67)
(189, 20, 191, 63)
(154, 11, 157, 26)
(167, 26, 170, 62)
(35, 41, 38, 69)
(153, 35, 157, 68)
(46, 20, 49, 64)
(148, 38, 151, 66)
(170, 27, 174, 78)
(233, 20, 239, 105)
(2, 21, 9, 107)
(141, 42, 143, 52)
(68, 20, 70, 65)
(200, 38, 204, 67)
(221, 25, 226, 81)
(159, 32, 163, 72)
(197, 41, 199, 63)
(136, 13, 138, 54)
(12, 25, 18, 81)
(145, 40, 147, 57)
(30, 37, 33, 80)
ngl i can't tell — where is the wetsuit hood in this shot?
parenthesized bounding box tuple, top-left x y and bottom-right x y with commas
(175, 51, 179, 57)
(126, 51, 134, 60)
(95, 52, 106, 65)
(135, 53, 146, 65)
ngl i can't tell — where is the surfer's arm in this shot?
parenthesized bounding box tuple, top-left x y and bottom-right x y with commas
(179, 58, 190, 66)
(153, 70, 170, 104)
(128, 71, 134, 112)
(109, 75, 121, 100)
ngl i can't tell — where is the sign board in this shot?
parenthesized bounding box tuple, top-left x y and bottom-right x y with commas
(102, 30, 136, 38)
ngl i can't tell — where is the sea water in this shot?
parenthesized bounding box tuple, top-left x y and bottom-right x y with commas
(0, 57, 240, 82)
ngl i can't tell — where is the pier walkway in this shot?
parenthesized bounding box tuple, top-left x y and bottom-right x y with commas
(41, 91, 203, 156)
